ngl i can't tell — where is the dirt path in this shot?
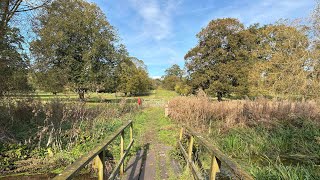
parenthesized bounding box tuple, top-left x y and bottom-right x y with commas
(124, 107, 181, 180)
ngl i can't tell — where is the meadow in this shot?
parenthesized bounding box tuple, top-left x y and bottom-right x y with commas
(2, 88, 320, 179)
(0, 89, 178, 178)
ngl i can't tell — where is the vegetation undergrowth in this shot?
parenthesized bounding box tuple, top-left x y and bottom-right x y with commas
(0, 97, 140, 177)
(168, 91, 320, 179)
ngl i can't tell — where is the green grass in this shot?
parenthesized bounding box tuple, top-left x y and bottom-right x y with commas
(209, 120, 320, 179)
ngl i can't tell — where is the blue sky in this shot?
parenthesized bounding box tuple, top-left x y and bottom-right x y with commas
(91, 0, 315, 78)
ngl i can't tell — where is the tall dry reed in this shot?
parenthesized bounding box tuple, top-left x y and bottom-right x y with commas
(168, 91, 320, 131)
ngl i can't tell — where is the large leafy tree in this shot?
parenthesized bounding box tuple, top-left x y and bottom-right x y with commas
(185, 18, 257, 101)
(0, 27, 30, 95)
(30, 0, 119, 99)
(249, 24, 311, 98)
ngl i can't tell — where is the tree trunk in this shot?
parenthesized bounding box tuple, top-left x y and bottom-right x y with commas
(217, 91, 222, 102)
(0, 0, 10, 41)
(78, 90, 85, 101)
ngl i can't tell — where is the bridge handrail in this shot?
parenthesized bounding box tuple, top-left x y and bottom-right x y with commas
(54, 120, 134, 180)
(179, 125, 253, 180)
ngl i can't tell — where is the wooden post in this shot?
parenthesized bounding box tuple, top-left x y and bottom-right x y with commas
(188, 135, 194, 161)
(130, 122, 133, 142)
(209, 155, 220, 180)
(165, 104, 169, 117)
(120, 130, 124, 176)
(95, 149, 105, 180)
(179, 127, 184, 141)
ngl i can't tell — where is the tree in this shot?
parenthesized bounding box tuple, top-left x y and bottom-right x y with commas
(0, 0, 50, 40)
(249, 24, 311, 98)
(309, 1, 320, 98)
(185, 18, 257, 101)
(30, 0, 119, 100)
(30, 68, 66, 94)
(0, 27, 30, 95)
(116, 56, 152, 96)
(162, 64, 183, 91)
(164, 64, 183, 78)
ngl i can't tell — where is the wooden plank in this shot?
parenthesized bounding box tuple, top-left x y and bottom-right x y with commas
(53, 121, 132, 180)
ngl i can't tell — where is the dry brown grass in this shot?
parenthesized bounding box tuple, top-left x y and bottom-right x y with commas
(168, 90, 320, 131)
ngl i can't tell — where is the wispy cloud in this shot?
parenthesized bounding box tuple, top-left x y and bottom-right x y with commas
(128, 0, 181, 40)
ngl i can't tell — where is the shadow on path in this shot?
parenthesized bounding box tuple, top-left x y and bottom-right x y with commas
(124, 143, 150, 180)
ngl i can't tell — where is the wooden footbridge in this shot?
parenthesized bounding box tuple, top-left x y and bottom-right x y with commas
(53, 120, 253, 180)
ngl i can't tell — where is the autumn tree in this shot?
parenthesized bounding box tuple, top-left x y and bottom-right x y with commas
(30, 0, 119, 99)
(249, 24, 311, 98)
(309, 1, 320, 98)
(185, 18, 257, 101)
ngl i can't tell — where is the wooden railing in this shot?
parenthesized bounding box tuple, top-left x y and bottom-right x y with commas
(54, 120, 134, 180)
(178, 125, 253, 180)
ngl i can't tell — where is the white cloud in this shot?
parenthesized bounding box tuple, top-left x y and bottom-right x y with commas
(151, 75, 162, 79)
(129, 0, 181, 40)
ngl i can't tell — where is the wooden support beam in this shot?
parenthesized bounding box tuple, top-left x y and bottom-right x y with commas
(97, 150, 106, 180)
(130, 123, 133, 142)
(120, 130, 124, 176)
(188, 135, 194, 161)
(179, 127, 184, 141)
(209, 155, 220, 180)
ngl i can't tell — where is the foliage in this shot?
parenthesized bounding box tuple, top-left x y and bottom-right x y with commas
(185, 17, 319, 100)
(164, 64, 183, 78)
(0, 97, 139, 174)
(30, 0, 119, 98)
(116, 56, 153, 96)
(249, 24, 311, 98)
(174, 81, 192, 96)
(0, 27, 31, 94)
(185, 18, 256, 101)
(162, 64, 186, 93)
